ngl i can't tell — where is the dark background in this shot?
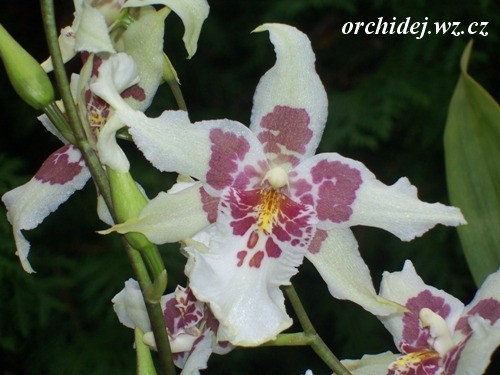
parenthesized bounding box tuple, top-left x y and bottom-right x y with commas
(0, 0, 498, 374)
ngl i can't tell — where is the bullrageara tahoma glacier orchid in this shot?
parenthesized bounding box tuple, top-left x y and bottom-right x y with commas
(90, 23, 466, 346)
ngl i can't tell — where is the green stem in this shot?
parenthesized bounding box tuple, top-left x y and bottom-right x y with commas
(40, 0, 113, 210)
(261, 332, 314, 347)
(43, 102, 75, 144)
(284, 285, 352, 375)
(166, 78, 187, 111)
(40, 2, 175, 374)
(122, 240, 176, 375)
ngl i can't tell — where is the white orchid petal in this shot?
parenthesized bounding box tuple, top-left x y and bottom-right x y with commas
(124, 0, 209, 58)
(306, 229, 403, 316)
(104, 182, 211, 244)
(250, 23, 328, 169)
(97, 194, 114, 225)
(117, 6, 167, 110)
(112, 107, 267, 195)
(96, 115, 130, 172)
(342, 352, 398, 375)
(74, 2, 115, 54)
(37, 113, 67, 144)
(112, 278, 151, 333)
(290, 152, 465, 240)
(179, 332, 214, 375)
(379, 260, 464, 349)
(454, 316, 500, 375)
(41, 26, 77, 72)
(1, 145, 90, 273)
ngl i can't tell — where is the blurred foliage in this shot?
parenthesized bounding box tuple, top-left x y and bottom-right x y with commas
(0, 0, 498, 374)
(444, 41, 500, 287)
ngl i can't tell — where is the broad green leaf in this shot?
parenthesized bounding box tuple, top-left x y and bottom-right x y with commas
(135, 328, 157, 375)
(444, 40, 500, 286)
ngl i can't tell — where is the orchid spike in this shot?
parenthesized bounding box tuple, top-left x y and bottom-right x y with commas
(90, 23, 465, 345)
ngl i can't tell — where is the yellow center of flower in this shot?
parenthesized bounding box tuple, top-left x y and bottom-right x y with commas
(394, 349, 439, 367)
(258, 189, 285, 233)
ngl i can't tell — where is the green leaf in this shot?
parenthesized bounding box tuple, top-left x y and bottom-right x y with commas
(135, 328, 157, 375)
(444, 40, 500, 286)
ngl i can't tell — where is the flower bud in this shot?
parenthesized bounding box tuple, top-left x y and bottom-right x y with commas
(0, 24, 55, 109)
(107, 169, 152, 250)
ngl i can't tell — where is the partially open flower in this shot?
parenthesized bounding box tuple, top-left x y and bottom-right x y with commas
(112, 279, 232, 375)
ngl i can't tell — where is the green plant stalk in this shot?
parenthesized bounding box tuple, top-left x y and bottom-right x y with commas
(261, 332, 314, 346)
(40, 1, 175, 374)
(123, 240, 175, 375)
(40, 0, 112, 209)
(284, 285, 352, 375)
(43, 102, 76, 144)
(135, 327, 158, 375)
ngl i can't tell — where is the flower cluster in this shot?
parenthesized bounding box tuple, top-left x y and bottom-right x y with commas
(1, 0, 498, 374)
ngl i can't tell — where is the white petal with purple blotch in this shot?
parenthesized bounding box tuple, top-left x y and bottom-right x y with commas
(1, 145, 90, 273)
(91, 53, 140, 105)
(178, 332, 214, 375)
(305, 228, 403, 316)
(93, 103, 268, 196)
(185, 188, 314, 345)
(461, 268, 500, 318)
(102, 182, 211, 244)
(379, 260, 464, 349)
(289, 152, 465, 240)
(250, 24, 328, 169)
(116, 6, 167, 111)
(112, 278, 151, 334)
(186, 242, 293, 346)
(453, 315, 500, 375)
(125, 0, 209, 58)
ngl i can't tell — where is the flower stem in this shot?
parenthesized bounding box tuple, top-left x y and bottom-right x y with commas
(122, 239, 175, 375)
(40, 0, 112, 210)
(43, 102, 75, 144)
(40, 2, 175, 374)
(261, 332, 315, 346)
(284, 285, 352, 375)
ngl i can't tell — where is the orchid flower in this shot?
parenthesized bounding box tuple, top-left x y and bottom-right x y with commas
(41, 0, 210, 71)
(90, 23, 465, 345)
(112, 279, 232, 375)
(2, 48, 160, 273)
(342, 261, 500, 374)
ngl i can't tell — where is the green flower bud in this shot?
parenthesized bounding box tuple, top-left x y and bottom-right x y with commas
(108, 169, 152, 251)
(0, 24, 55, 109)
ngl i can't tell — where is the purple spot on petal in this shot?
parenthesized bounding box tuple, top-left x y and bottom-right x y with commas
(206, 128, 251, 191)
(236, 251, 247, 267)
(310, 159, 362, 223)
(265, 237, 282, 258)
(308, 230, 328, 254)
(200, 187, 219, 224)
(258, 105, 311, 166)
(249, 251, 264, 268)
(122, 84, 146, 102)
(35, 145, 84, 185)
(455, 298, 500, 335)
(402, 290, 451, 350)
